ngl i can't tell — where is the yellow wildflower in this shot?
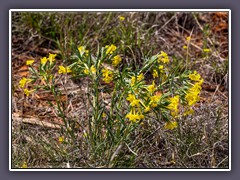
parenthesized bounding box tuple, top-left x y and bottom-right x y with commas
(19, 77, 32, 88)
(149, 93, 162, 108)
(167, 95, 180, 116)
(186, 36, 191, 41)
(58, 136, 64, 143)
(137, 73, 144, 81)
(90, 65, 96, 74)
(40, 57, 48, 65)
(83, 68, 89, 75)
(21, 162, 27, 168)
(23, 89, 34, 96)
(119, 16, 125, 21)
(26, 60, 34, 66)
(152, 69, 158, 78)
(147, 81, 156, 94)
(112, 55, 122, 67)
(188, 71, 202, 82)
(48, 53, 57, 64)
(183, 45, 187, 49)
(126, 94, 140, 107)
(102, 68, 113, 83)
(105, 44, 117, 55)
(83, 130, 88, 138)
(125, 110, 144, 123)
(78, 46, 89, 56)
(58, 66, 72, 74)
(164, 121, 178, 130)
(102, 112, 107, 118)
(183, 108, 194, 116)
(144, 106, 151, 112)
(203, 48, 211, 52)
(157, 51, 169, 64)
(159, 65, 164, 70)
(185, 81, 203, 106)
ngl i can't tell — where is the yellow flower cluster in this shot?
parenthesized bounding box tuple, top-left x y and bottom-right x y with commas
(19, 77, 32, 88)
(126, 94, 140, 107)
(83, 65, 96, 75)
(130, 73, 144, 86)
(78, 46, 89, 56)
(105, 44, 117, 55)
(125, 110, 144, 123)
(126, 94, 145, 123)
(149, 93, 162, 108)
(102, 68, 113, 83)
(152, 69, 158, 78)
(167, 95, 180, 117)
(185, 71, 203, 106)
(164, 121, 178, 130)
(23, 88, 34, 96)
(112, 55, 122, 67)
(157, 51, 169, 64)
(48, 53, 57, 64)
(147, 81, 156, 94)
(58, 66, 72, 74)
(188, 71, 201, 81)
(40, 53, 57, 65)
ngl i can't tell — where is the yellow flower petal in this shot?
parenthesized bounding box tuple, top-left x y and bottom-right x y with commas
(26, 60, 34, 66)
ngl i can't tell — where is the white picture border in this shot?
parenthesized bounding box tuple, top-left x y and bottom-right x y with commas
(9, 9, 231, 171)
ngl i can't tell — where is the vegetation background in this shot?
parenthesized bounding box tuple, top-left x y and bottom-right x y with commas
(11, 11, 229, 169)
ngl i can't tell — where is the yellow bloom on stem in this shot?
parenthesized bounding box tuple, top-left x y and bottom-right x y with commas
(167, 95, 180, 116)
(159, 65, 164, 70)
(48, 53, 57, 64)
(147, 81, 156, 94)
(78, 46, 89, 56)
(126, 94, 140, 107)
(90, 65, 96, 74)
(58, 66, 72, 74)
(105, 44, 117, 55)
(19, 77, 32, 88)
(137, 73, 144, 81)
(40, 57, 48, 65)
(185, 81, 203, 106)
(144, 106, 151, 112)
(26, 60, 34, 66)
(125, 110, 144, 123)
(21, 162, 27, 168)
(112, 55, 122, 67)
(157, 51, 169, 64)
(188, 71, 202, 82)
(83, 68, 89, 75)
(23, 89, 34, 96)
(203, 48, 211, 52)
(149, 94, 162, 108)
(152, 69, 158, 78)
(119, 16, 125, 21)
(164, 121, 178, 130)
(130, 76, 137, 86)
(183, 108, 194, 116)
(58, 136, 64, 143)
(102, 68, 113, 83)
(186, 36, 191, 41)
(183, 45, 187, 49)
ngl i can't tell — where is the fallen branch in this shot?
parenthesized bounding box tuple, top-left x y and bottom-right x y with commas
(12, 113, 61, 129)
